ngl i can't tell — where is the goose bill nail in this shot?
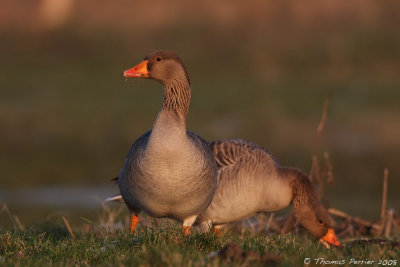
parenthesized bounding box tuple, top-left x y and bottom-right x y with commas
(123, 60, 149, 78)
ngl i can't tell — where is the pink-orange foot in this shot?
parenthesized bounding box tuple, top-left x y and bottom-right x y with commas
(183, 226, 191, 236)
(213, 227, 221, 237)
(130, 214, 139, 234)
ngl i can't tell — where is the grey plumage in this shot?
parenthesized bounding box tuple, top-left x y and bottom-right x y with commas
(117, 51, 218, 229)
(197, 139, 333, 239)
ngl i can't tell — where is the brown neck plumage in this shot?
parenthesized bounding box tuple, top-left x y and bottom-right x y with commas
(162, 75, 191, 121)
(287, 168, 318, 213)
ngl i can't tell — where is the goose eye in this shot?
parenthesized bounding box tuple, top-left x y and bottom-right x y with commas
(318, 220, 324, 225)
(155, 56, 162, 62)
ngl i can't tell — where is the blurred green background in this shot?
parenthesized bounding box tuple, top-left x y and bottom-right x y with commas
(0, 0, 399, 225)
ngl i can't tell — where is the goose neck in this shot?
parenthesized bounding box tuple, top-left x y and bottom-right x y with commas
(161, 77, 191, 121)
(287, 169, 316, 212)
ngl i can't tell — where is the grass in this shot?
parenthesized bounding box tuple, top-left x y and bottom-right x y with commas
(1, 217, 399, 267)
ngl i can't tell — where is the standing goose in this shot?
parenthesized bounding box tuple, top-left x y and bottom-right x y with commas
(118, 50, 218, 234)
(196, 139, 339, 247)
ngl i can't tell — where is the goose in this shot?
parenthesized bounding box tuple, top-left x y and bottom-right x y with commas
(106, 139, 339, 246)
(117, 50, 218, 235)
(196, 139, 339, 247)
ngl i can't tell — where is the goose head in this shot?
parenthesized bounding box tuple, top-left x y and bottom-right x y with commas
(297, 203, 340, 247)
(123, 50, 190, 86)
(288, 168, 340, 247)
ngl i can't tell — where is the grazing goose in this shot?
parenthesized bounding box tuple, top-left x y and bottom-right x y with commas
(196, 139, 339, 247)
(117, 50, 218, 235)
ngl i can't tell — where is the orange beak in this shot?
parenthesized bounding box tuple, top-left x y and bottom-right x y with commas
(123, 60, 149, 78)
(320, 228, 340, 247)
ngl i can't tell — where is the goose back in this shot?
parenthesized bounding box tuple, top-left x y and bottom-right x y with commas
(197, 139, 292, 224)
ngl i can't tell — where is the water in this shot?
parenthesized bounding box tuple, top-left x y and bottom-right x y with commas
(0, 185, 123, 227)
(0, 186, 117, 208)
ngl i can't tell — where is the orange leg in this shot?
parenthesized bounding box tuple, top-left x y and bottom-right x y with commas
(213, 226, 221, 237)
(129, 214, 139, 234)
(183, 226, 191, 236)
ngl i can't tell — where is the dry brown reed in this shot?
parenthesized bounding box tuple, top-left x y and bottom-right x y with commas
(62, 216, 75, 238)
